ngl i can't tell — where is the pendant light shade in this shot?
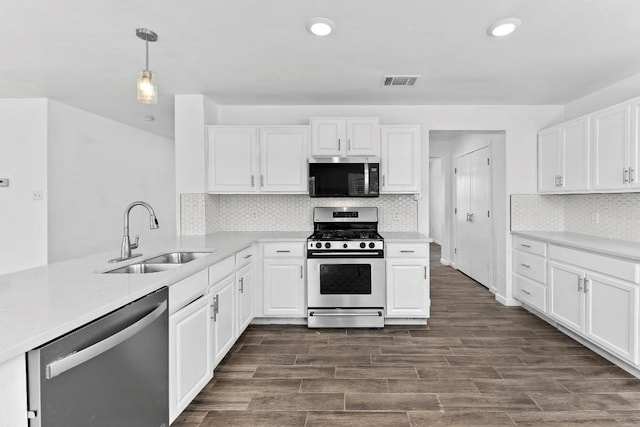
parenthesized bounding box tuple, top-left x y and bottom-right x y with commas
(136, 28, 158, 104)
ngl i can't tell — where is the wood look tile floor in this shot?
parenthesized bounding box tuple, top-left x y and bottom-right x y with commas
(173, 244, 640, 426)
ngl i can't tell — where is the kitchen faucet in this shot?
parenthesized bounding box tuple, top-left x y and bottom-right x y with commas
(109, 201, 159, 263)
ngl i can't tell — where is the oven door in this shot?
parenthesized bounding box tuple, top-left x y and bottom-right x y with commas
(307, 257, 385, 308)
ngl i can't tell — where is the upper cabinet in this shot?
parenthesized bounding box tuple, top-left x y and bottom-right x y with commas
(207, 126, 309, 194)
(380, 126, 421, 193)
(310, 117, 380, 157)
(538, 117, 590, 193)
(537, 96, 640, 194)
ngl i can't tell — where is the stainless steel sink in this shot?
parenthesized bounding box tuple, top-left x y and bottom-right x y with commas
(103, 251, 214, 274)
(144, 251, 213, 264)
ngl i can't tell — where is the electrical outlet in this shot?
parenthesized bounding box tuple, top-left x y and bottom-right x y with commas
(251, 211, 258, 220)
(393, 211, 400, 221)
(32, 190, 44, 200)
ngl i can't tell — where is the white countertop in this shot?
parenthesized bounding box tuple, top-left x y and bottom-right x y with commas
(381, 232, 429, 243)
(512, 231, 640, 262)
(0, 231, 309, 364)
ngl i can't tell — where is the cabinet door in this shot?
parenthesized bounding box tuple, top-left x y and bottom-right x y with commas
(585, 272, 638, 363)
(346, 117, 380, 156)
(207, 126, 257, 192)
(548, 261, 585, 333)
(263, 258, 306, 316)
(562, 117, 590, 191)
(169, 294, 212, 423)
(386, 260, 429, 318)
(310, 118, 344, 156)
(259, 127, 309, 193)
(236, 263, 254, 336)
(0, 355, 27, 427)
(591, 103, 631, 191)
(537, 127, 563, 192)
(630, 99, 640, 189)
(212, 275, 236, 367)
(380, 126, 421, 193)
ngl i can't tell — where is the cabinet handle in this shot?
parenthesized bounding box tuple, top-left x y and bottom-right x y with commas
(424, 266, 427, 279)
(338, 138, 341, 151)
(382, 175, 386, 187)
(630, 167, 636, 183)
(558, 175, 564, 186)
(212, 295, 219, 321)
(623, 168, 629, 184)
(400, 250, 415, 253)
(251, 175, 255, 187)
(348, 139, 351, 151)
(584, 278, 589, 293)
(520, 244, 531, 248)
(521, 289, 531, 295)
(578, 277, 583, 292)
(261, 175, 264, 187)
(554, 175, 559, 187)
(239, 277, 244, 293)
(300, 265, 304, 279)
(276, 250, 291, 253)
(520, 263, 531, 269)
(244, 254, 252, 259)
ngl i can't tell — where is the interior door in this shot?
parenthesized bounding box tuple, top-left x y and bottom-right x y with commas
(455, 146, 492, 288)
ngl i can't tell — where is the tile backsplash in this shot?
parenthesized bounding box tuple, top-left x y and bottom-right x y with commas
(181, 193, 418, 234)
(511, 193, 640, 242)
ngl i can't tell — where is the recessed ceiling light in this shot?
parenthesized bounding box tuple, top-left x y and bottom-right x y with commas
(487, 18, 521, 37)
(306, 17, 335, 36)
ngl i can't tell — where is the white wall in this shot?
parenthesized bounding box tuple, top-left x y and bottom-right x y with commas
(47, 101, 176, 262)
(564, 71, 640, 121)
(0, 99, 48, 275)
(214, 104, 562, 303)
(428, 158, 444, 244)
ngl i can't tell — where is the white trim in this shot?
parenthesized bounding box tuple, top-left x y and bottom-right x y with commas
(432, 239, 442, 245)
(439, 258, 451, 266)
(251, 317, 307, 325)
(385, 318, 427, 326)
(495, 294, 521, 306)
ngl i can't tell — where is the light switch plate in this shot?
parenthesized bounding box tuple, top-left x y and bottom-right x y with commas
(0, 178, 9, 187)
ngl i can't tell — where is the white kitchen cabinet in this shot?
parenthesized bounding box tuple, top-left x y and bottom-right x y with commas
(235, 262, 254, 335)
(385, 243, 429, 318)
(169, 293, 212, 424)
(537, 117, 590, 193)
(310, 117, 379, 157)
(210, 273, 236, 367)
(630, 98, 640, 189)
(380, 126, 421, 193)
(585, 271, 638, 364)
(207, 126, 257, 193)
(548, 260, 585, 333)
(207, 126, 309, 194)
(591, 102, 632, 191)
(512, 236, 549, 314)
(259, 126, 309, 193)
(262, 242, 306, 317)
(0, 354, 27, 427)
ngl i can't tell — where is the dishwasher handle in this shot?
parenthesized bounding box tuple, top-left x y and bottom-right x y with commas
(45, 300, 167, 380)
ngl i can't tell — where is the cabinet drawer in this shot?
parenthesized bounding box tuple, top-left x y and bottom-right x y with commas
(169, 269, 209, 314)
(549, 245, 639, 284)
(514, 274, 547, 313)
(209, 255, 235, 285)
(386, 243, 428, 258)
(513, 236, 547, 256)
(263, 242, 305, 258)
(235, 246, 254, 268)
(513, 251, 546, 284)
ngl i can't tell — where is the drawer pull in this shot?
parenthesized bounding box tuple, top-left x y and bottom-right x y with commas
(244, 254, 252, 259)
(276, 250, 291, 253)
(520, 263, 531, 268)
(520, 244, 531, 248)
(521, 289, 531, 295)
(400, 250, 415, 253)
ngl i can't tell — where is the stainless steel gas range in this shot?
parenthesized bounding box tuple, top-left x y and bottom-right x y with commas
(307, 207, 385, 328)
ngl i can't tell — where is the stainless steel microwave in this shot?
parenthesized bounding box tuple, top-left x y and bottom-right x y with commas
(308, 157, 380, 197)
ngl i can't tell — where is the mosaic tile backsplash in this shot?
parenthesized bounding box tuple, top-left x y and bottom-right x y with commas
(181, 193, 418, 234)
(511, 193, 640, 242)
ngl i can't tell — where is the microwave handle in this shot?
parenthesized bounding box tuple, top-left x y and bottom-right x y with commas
(308, 176, 316, 195)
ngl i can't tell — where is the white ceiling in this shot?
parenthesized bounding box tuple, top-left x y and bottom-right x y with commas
(2, 0, 640, 138)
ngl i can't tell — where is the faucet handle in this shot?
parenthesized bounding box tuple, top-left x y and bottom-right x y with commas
(131, 234, 139, 250)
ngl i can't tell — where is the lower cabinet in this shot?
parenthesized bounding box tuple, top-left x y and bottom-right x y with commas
(210, 273, 236, 368)
(169, 293, 213, 424)
(385, 243, 429, 318)
(262, 242, 306, 317)
(548, 260, 586, 333)
(236, 263, 254, 335)
(0, 354, 27, 427)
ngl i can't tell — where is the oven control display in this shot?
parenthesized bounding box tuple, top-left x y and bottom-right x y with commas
(333, 212, 358, 218)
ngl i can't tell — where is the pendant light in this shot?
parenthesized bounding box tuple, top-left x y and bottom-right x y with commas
(136, 28, 158, 104)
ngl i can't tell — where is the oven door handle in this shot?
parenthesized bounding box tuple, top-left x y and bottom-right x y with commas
(309, 311, 383, 317)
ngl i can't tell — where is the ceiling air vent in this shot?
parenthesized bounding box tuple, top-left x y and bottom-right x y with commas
(383, 75, 420, 86)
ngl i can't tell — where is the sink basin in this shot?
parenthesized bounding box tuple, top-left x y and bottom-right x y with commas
(105, 263, 181, 274)
(103, 251, 214, 274)
(145, 251, 213, 264)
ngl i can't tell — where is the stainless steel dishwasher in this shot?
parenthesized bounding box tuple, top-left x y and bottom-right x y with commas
(27, 287, 169, 427)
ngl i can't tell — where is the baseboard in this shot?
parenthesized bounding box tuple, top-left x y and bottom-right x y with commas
(495, 294, 521, 306)
(439, 258, 451, 266)
(385, 318, 428, 325)
(251, 317, 307, 325)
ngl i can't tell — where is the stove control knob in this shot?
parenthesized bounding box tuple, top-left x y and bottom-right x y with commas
(369, 242, 375, 248)
(343, 243, 348, 249)
(315, 242, 322, 249)
(325, 242, 331, 248)
(360, 242, 366, 248)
